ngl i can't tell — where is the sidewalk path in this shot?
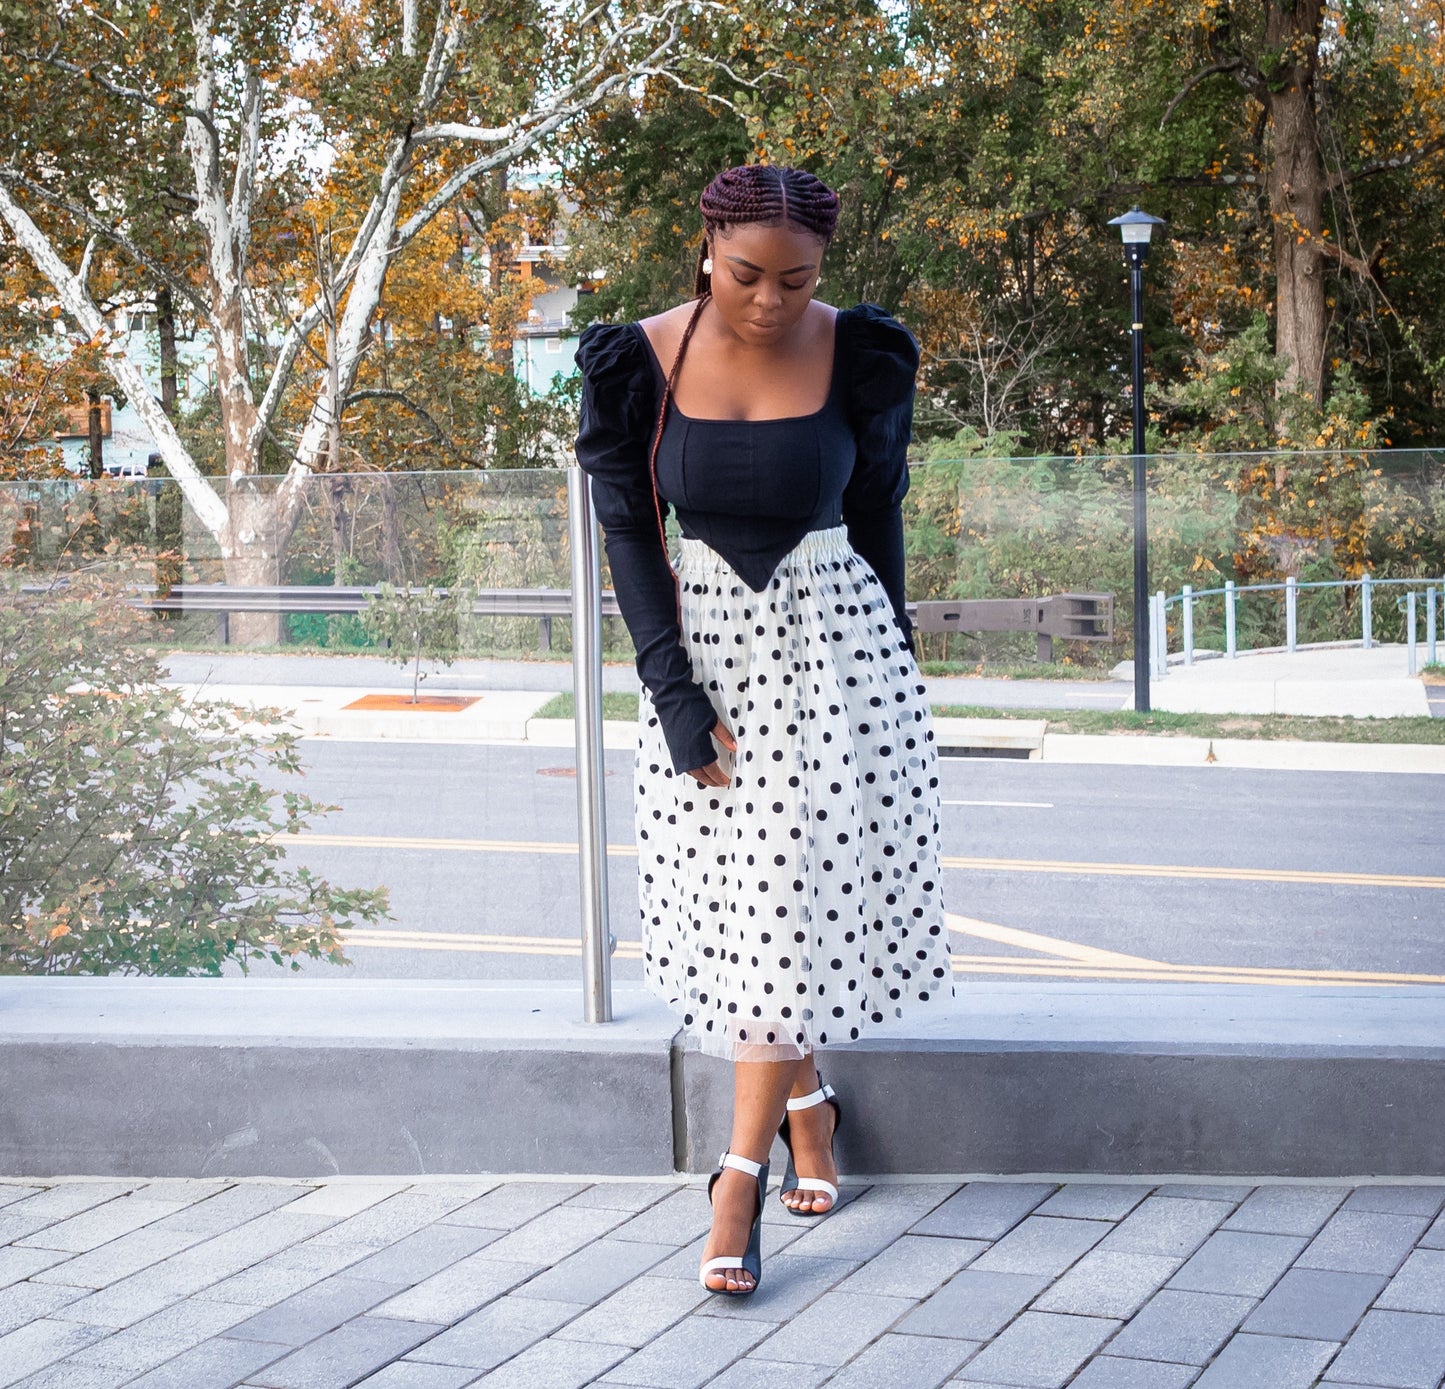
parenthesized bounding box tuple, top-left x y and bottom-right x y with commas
(3, 1172, 1444, 1388)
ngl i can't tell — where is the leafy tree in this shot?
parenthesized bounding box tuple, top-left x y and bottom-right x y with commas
(360, 580, 474, 701)
(0, 575, 388, 974)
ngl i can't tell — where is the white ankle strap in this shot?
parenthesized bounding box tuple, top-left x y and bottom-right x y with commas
(719, 1151, 764, 1177)
(786, 1083, 836, 1113)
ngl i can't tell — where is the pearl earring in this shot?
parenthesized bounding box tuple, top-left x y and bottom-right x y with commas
(702, 256, 714, 275)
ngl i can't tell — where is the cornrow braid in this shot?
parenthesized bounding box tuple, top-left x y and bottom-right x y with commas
(693, 164, 840, 296)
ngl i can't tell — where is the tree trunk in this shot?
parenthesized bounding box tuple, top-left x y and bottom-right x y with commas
(221, 483, 285, 645)
(1265, 0, 1328, 405)
(156, 285, 178, 418)
(87, 391, 104, 479)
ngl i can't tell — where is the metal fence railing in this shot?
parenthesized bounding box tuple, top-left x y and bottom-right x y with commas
(1152, 576, 1443, 679)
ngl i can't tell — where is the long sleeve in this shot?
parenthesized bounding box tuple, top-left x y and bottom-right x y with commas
(574, 323, 721, 775)
(839, 304, 920, 651)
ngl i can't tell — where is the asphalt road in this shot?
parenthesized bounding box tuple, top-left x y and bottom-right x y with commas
(253, 740, 1445, 987)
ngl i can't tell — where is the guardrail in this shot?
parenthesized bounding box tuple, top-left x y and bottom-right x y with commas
(1151, 576, 1442, 678)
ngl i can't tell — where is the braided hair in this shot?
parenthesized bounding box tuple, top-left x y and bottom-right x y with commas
(645, 166, 841, 593)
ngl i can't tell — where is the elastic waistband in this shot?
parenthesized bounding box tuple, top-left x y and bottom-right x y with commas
(676, 524, 851, 573)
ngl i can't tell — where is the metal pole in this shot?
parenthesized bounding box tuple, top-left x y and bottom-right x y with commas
(1361, 573, 1373, 650)
(1286, 576, 1297, 653)
(568, 466, 612, 1024)
(1152, 590, 1168, 680)
(1429, 586, 1438, 667)
(1407, 590, 1418, 677)
(1225, 580, 1237, 658)
(1130, 257, 1150, 712)
(1182, 584, 1194, 666)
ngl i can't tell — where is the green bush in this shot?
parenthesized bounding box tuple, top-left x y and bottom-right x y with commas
(0, 577, 389, 974)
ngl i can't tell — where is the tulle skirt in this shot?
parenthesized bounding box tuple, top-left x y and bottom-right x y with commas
(633, 526, 953, 1062)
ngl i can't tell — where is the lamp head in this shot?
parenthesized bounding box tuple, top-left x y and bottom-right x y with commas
(1108, 206, 1166, 264)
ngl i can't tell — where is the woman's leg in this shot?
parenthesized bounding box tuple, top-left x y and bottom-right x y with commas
(779, 1062, 840, 1215)
(701, 1054, 816, 1292)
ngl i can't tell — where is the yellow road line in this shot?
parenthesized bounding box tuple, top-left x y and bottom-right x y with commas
(283, 833, 1445, 892)
(946, 913, 1162, 969)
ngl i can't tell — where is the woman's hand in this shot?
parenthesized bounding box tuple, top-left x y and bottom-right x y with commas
(688, 721, 737, 787)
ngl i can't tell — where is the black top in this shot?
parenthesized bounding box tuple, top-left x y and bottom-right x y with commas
(575, 302, 920, 775)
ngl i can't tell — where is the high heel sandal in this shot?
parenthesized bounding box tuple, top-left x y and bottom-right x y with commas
(778, 1077, 842, 1217)
(698, 1152, 769, 1296)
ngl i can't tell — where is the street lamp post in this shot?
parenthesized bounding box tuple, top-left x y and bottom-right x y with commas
(1108, 205, 1166, 713)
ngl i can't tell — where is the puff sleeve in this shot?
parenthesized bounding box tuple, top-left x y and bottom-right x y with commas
(839, 304, 920, 652)
(574, 323, 721, 775)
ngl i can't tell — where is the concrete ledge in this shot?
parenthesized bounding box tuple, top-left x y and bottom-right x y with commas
(0, 980, 678, 1178)
(933, 717, 1046, 756)
(5, 980, 1444, 1178)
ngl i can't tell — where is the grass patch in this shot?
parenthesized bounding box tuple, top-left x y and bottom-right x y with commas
(1425, 662, 1445, 683)
(920, 659, 1111, 681)
(930, 704, 1445, 744)
(534, 691, 640, 720)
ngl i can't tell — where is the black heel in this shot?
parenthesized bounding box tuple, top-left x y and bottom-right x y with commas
(699, 1152, 769, 1295)
(778, 1077, 841, 1217)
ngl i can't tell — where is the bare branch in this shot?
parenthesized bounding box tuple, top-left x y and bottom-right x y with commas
(1330, 138, 1445, 189)
(411, 121, 517, 144)
(1160, 59, 1244, 128)
(1319, 237, 1388, 284)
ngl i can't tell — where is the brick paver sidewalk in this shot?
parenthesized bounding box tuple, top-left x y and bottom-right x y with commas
(2, 1175, 1444, 1388)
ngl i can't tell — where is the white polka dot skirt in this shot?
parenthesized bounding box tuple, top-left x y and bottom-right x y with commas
(634, 525, 954, 1064)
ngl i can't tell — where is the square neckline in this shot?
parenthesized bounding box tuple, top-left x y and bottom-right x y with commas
(633, 311, 842, 425)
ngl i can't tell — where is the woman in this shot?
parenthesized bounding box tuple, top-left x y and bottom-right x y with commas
(575, 164, 952, 1296)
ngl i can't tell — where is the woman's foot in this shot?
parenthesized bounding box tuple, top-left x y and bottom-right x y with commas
(779, 1087, 838, 1215)
(700, 1164, 761, 1292)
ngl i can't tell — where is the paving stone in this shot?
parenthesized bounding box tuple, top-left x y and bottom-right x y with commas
(970, 1216, 1112, 1278)
(191, 1239, 375, 1308)
(0, 1212, 65, 1246)
(1422, 1212, 1445, 1251)
(408, 1298, 583, 1371)
(245, 1314, 444, 1388)
(749, 1290, 912, 1366)
(954, 1309, 1119, 1386)
(552, 1275, 708, 1348)
(463, 1335, 624, 1388)
(138, 1211, 338, 1295)
(1224, 1185, 1350, 1237)
(1378, 1248, 1445, 1314)
(1324, 1307, 1445, 1388)
(909, 1183, 1055, 1241)
(65, 1295, 254, 1373)
(608, 1189, 714, 1247)
(0, 1247, 71, 1291)
(1150, 1184, 1254, 1204)
(1067, 1358, 1198, 1389)
(1104, 1288, 1254, 1366)
(155, 1184, 303, 1236)
(1033, 1250, 1182, 1319)
(305, 1192, 479, 1250)
(822, 1332, 972, 1389)
(1297, 1210, 1431, 1276)
(353, 1365, 481, 1389)
(1243, 1267, 1386, 1340)
(520, 1237, 674, 1306)
(0, 1317, 117, 1387)
(1098, 1197, 1232, 1259)
(1167, 1230, 1308, 1297)
(120, 1335, 291, 1389)
(897, 1269, 1051, 1341)
(17, 1198, 188, 1254)
(280, 1184, 414, 1219)
(225, 1274, 405, 1346)
(4, 1183, 141, 1223)
(1340, 1186, 1445, 1219)
(1034, 1184, 1152, 1222)
(441, 1184, 588, 1231)
(696, 1357, 831, 1389)
(564, 1183, 681, 1214)
(599, 1313, 776, 1388)
(783, 1185, 958, 1263)
(0, 1281, 85, 1336)
(30, 1224, 207, 1289)
(132, 1179, 232, 1207)
(835, 1235, 986, 1299)
(466, 1207, 627, 1269)
(0, 1186, 44, 1210)
(46, 1275, 189, 1330)
(339, 1223, 500, 1286)
(368, 1250, 535, 1325)
(695, 1254, 855, 1324)
(5, 1364, 133, 1389)
(1191, 1331, 1338, 1388)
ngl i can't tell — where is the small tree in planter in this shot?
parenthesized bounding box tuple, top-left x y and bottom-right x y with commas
(360, 582, 475, 704)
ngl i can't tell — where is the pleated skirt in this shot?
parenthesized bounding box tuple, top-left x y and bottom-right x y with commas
(633, 525, 953, 1062)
